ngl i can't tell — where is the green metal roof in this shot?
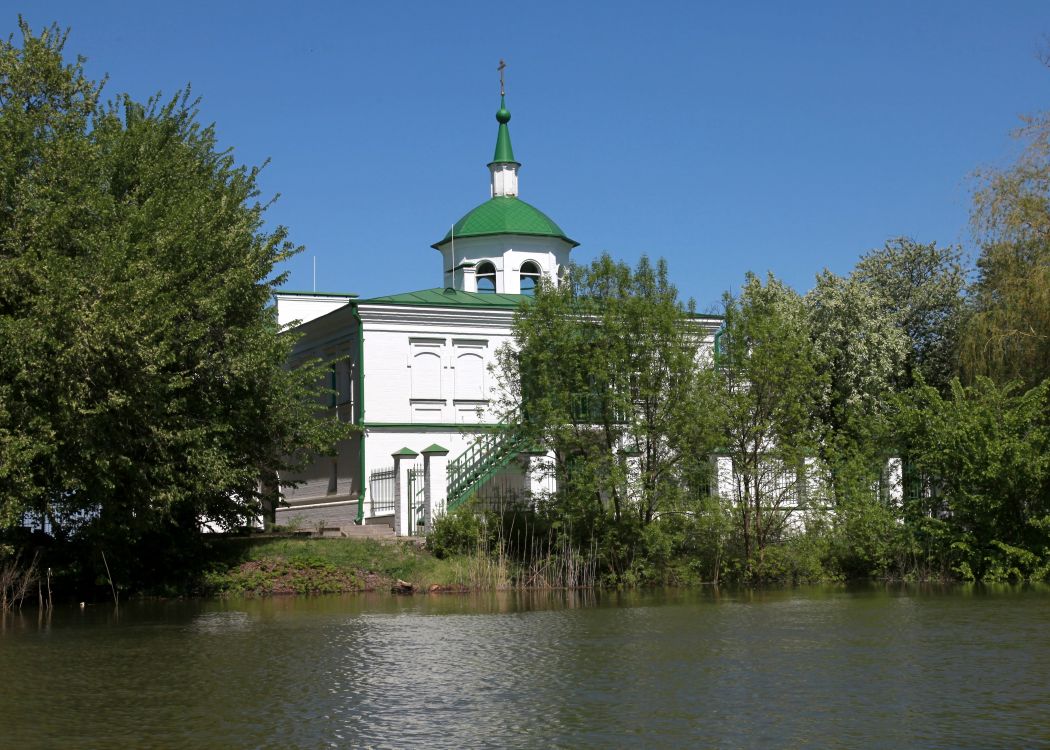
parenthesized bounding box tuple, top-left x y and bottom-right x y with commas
(275, 290, 359, 298)
(490, 94, 518, 166)
(432, 197, 578, 249)
(359, 287, 527, 308)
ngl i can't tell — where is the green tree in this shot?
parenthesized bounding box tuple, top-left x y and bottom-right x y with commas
(805, 269, 907, 570)
(895, 377, 1050, 581)
(0, 22, 344, 568)
(716, 273, 825, 576)
(805, 241, 965, 577)
(965, 114, 1050, 387)
(853, 238, 966, 392)
(806, 269, 908, 438)
(493, 254, 722, 573)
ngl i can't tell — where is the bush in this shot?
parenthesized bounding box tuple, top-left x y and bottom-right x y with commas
(756, 532, 837, 584)
(427, 506, 485, 558)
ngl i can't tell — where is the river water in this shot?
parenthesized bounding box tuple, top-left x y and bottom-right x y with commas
(2, 585, 1049, 749)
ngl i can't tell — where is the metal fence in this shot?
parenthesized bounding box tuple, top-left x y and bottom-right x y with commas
(470, 471, 532, 513)
(369, 466, 396, 514)
(408, 466, 426, 534)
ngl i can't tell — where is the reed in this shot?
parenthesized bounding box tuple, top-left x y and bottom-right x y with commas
(0, 550, 40, 612)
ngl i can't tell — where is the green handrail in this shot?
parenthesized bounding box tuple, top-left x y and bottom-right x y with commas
(444, 393, 623, 511)
(446, 420, 528, 511)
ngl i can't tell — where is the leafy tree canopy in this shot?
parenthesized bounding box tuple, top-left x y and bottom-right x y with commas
(895, 377, 1050, 581)
(0, 20, 346, 543)
(716, 272, 826, 571)
(493, 254, 722, 549)
(806, 269, 908, 434)
(853, 238, 966, 392)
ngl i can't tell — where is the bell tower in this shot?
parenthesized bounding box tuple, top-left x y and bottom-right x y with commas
(432, 62, 578, 294)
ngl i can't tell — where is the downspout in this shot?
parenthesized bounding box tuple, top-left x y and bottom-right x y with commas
(352, 302, 367, 524)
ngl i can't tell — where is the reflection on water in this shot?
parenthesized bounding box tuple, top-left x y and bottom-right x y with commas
(2, 585, 1050, 749)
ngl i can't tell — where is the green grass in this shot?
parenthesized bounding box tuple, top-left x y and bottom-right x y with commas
(200, 536, 491, 596)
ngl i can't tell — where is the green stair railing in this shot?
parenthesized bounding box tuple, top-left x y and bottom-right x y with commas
(446, 423, 529, 512)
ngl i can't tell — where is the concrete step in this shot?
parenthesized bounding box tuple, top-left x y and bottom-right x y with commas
(338, 525, 397, 540)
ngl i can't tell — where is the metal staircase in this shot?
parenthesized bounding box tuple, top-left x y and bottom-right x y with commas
(445, 424, 529, 511)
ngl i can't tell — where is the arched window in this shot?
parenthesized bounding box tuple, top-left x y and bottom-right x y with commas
(519, 260, 541, 296)
(476, 261, 496, 293)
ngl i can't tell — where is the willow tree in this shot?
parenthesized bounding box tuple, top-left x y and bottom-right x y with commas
(0, 21, 344, 564)
(965, 113, 1050, 388)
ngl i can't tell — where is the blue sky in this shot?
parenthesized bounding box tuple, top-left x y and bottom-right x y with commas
(11, 2, 1050, 311)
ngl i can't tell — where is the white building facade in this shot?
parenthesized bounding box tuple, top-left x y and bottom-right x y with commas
(275, 94, 586, 535)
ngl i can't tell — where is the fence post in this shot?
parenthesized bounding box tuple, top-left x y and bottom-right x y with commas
(392, 447, 419, 537)
(422, 444, 450, 531)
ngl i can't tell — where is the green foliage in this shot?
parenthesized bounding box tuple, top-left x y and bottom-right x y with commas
(853, 238, 966, 392)
(198, 537, 463, 595)
(895, 377, 1050, 581)
(493, 253, 722, 578)
(427, 505, 486, 558)
(716, 272, 825, 575)
(627, 502, 733, 585)
(758, 530, 836, 584)
(807, 269, 908, 431)
(205, 556, 364, 596)
(0, 21, 347, 586)
(965, 113, 1050, 388)
(828, 486, 903, 579)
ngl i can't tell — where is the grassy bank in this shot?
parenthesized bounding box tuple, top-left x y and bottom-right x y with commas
(201, 536, 525, 596)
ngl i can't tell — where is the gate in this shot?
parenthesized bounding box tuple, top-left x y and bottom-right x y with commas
(407, 466, 426, 535)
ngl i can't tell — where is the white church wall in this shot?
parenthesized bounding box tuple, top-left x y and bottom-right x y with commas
(439, 235, 572, 292)
(357, 305, 516, 425)
(362, 428, 480, 516)
(279, 431, 362, 506)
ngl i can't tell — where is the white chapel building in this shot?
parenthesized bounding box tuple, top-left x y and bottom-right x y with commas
(274, 91, 721, 535)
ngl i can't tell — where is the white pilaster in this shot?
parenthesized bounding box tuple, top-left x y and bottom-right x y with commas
(456, 262, 477, 293)
(423, 445, 450, 529)
(392, 448, 419, 537)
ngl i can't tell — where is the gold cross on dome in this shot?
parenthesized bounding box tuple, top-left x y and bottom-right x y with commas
(498, 59, 506, 95)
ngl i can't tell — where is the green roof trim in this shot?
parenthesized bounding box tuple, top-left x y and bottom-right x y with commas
(432, 197, 578, 248)
(275, 291, 359, 298)
(490, 94, 518, 166)
(421, 443, 450, 455)
(359, 287, 527, 308)
(392, 447, 419, 458)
